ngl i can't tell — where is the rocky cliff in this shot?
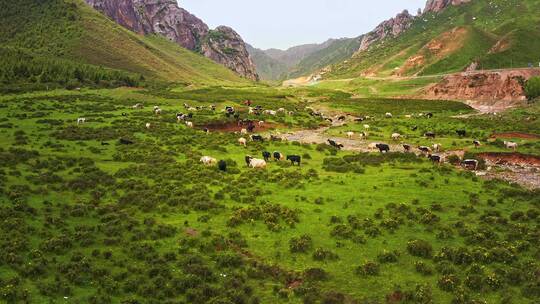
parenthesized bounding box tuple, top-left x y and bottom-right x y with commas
(358, 10, 415, 52)
(424, 0, 472, 13)
(84, 0, 258, 80)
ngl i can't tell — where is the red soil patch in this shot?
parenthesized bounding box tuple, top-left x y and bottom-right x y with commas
(479, 152, 540, 167)
(490, 132, 540, 139)
(200, 121, 281, 133)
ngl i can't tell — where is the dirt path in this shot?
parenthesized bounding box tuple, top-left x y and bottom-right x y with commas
(281, 107, 539, 189)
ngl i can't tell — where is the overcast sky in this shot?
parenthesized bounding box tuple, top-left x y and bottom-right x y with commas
(180, 0, 427, 50)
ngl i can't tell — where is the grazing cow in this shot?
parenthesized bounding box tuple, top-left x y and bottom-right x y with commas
(247, 124, 256, 133)
(244, 100, 252, 106)
(218, 160, 227, 172)
(338, 116, 346, 121)
(473, 140, 481, 148)
(462, 159, 479, 170)
(403, 144, 411, 152)
(277, 108, 286, 113)
(77, 118, 86, 125)
(391, 133, 401, 140)
(258, 121, 264, 126)
(262, 151, 271, 162)
(363, 124, 370, 130)
(376, 143, 390, 153)
(405, 115, 412, 119)
(203, 128, 210, 134)
(368, 142, 379, 150)
(240, 128, 248, 135)
(245, 156, 267, 169)
(251, 135, 264, 142)
(433, 143, 442, 152)
(132, 103, 144, 109)
(327, 139, 344, 150)
(385, 112, 393, 118)
(248, 107, 255, 114)
(359, 132, 368, 140)
(186, 121, 194, 128)
(145, 123, 152, 129)
(238, 137, 247, 147)
(264, 110, 277, 116)
(183, 103, 190, 109)
(270, 135, 282, 142)
(411, 126, 418, 131)
(273, 151, 284, 161)
(101, 141, 110, 146)
(355, 117, 365, 122)
(504, 141, 518, 151)
(418, 146, 431, 154)
(346, 132, 354, 139)
(456, 130, 467, 137)
(119, 138, 134, 145)
(200, 156, 217, 166)
(428, 154, 441, 163)
(210, 105, 216, 111)
(424, 132, 436, 139)
(154, 108, 162, 115)
(425, 113, 433, 119)
(287, 155, 301, 166)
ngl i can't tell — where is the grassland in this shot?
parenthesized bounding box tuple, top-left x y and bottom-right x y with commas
(0, 84, 539, 304)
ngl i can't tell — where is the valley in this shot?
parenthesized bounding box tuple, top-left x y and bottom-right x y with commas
(0, 0, 539, 303)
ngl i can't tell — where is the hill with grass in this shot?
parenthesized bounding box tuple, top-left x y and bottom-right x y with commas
(325, 0, 540, 79)
(0, 0, 248, 90)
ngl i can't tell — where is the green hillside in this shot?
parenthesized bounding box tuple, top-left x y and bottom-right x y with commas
(286, 37, 361, 79)
(327, 0, 540, 79)
(0, 0, 247, 89)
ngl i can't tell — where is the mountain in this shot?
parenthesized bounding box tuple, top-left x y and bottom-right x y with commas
(0, 0, 247, 88)
(248, 39, 354, 80)
(326, 0, 540, 79)
(84, 0, 258, 81)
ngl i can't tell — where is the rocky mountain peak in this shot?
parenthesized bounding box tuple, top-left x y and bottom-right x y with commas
(84, 0, 258, 80)
(424, 0, 472, 14)
(358, 9, 414, 52)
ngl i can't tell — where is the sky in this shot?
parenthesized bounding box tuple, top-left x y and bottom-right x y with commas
(180, 0, 427, 50)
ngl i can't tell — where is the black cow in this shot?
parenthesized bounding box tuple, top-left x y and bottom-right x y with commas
(411, 125, 418, 131)
(327, 139, 344, 150)
(403, 144, 411, 152)
(456, 130, 467, 137)
(287, 155, 301, 166)
(424, 132, 436, 139)
(428, 154, 441, 163)
(247, 124, 256, 133)
(473, 140, 481, 148)
(273, 151, 283, 161)
(418, 146, 431, 153)
(101, 141, 110, 146)
(426, 113, 433, 119)
(462, 159, 479, 170)
(218, 160, 227, 172)
(119, 138, 134, 145)
(262, 151, 271, 162)
(251, 135, 264, 142)
(355, 117, 365, 122)
(376, 144, 390, 153)
(121, 113, 128, 117)
(338, 116, 346, 121)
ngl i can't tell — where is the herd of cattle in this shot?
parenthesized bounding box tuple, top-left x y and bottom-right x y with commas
(74, 103, 522, 173)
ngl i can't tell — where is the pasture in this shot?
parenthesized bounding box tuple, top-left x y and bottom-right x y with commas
(0, 85, 539, 304)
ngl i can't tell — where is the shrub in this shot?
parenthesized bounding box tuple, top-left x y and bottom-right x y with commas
(415, 261, 433, 276)
(407, 240, 433, 258)
(377, 250, 399, 263)
(303, 268, 328, 281)
(312, 248, 339, 261)
(289, 235, 313, 253)
(355, 261, 380, 276)
(438, 274, 461, 292)
(525, 76, 540, 100)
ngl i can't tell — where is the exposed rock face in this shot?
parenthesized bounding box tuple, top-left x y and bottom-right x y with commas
(425, 69, 540, 102)
(358, 10, 414, 52)
(424, 0, 472, 14)
(84, 0, 258, 80)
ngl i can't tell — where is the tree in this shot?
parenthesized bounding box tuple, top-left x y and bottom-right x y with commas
(525, 76, 540, 101)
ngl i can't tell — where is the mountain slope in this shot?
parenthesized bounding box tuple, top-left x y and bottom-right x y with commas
(245, 44, 289, 81)
(0, 0, 247, 86)
(84, 0, 258, 81)
(327, 0, 540, 79)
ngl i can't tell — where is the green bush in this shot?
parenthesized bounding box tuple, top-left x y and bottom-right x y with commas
(525, 76, 540, 100)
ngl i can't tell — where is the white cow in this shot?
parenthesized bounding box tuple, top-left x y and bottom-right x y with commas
(132, 103, 144, 109)
(391, 133, 401, 140)
(154, 108, 162, 115)
(385, 112, 393, 118)
(258, 121, 265, 126)
(145, 123, 152, 129)
(185, 121, 193, 128)
(238, 137, 247, 147)
(504, 141, 518, 151)
(77, 118, 86, 125)
(346, 132, 354, 139)
(248, 158, 267, 169)
(433, 143, 442, 152)
(363, 124, 370, 130)
(240, 128, 248, 135)
(200, 156, 217, 166)
(264, 110, 277, 116)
